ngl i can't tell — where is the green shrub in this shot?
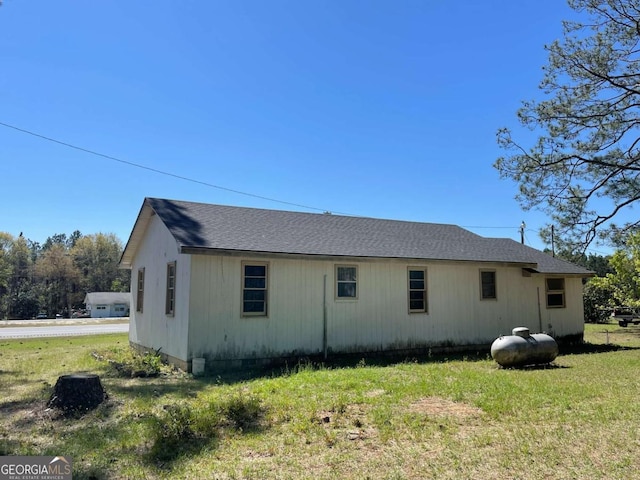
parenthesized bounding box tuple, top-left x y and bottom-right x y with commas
(149, 403, 196, 462)
(158, 404, 194, 441)
(217, 392, 264, 431)
(94, 347, 164, 377)
(147, 394, 266, 463)
(583, 277, 615, 323)
(137, 351, 163, 376)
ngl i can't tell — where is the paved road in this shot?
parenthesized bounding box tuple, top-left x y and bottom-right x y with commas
(0, 322, 129, 339)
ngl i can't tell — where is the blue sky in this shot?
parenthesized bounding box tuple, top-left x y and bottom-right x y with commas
(1, 0, 595, 253)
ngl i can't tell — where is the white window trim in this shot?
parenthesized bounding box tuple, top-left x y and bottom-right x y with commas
(242, 262, 269, 317)
(136, 267, 145, 313)
(335, 264, 358, 300)
(408, 267, 428, 314)
(480, 269, 497, 301)
(546, 277, 566, 309)
(166, 261, 176, 316)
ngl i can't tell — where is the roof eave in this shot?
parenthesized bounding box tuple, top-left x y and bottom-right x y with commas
(523, 267, 595, 278)
(119, 199, 155, 269)
(180, 246, 541, 267)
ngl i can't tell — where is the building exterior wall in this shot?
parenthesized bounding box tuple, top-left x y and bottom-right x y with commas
(88, 304, 110, 318)
(111, 303, 129, 317)
(187, 254, 585, 364)
(128, 214, 191, 363)
(87, 302, 129, 318)
(536, 275, 585, 338)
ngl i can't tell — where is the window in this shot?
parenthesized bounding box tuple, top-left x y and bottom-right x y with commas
(96, 305, 107, 310)
(546, 277, 565, 308)
(166, 261, 176, 316)
(408, 268, 428, 313)
(480, 270, 497, 300)
(136, 267, 145, 313)
(242, 263, 268, 316)
(336, 265, 357, 299)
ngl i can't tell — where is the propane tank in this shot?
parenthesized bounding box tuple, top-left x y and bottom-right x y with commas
(490, 327, 558, 367)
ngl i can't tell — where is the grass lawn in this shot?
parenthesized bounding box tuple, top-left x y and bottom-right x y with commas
(1, 324, 640, 479)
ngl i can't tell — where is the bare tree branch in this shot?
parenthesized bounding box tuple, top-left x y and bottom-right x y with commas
(497, 0, 640, 253)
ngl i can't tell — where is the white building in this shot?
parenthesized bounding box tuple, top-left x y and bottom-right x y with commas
(120, 198, 593, 372)
(83, 292, 131, 318)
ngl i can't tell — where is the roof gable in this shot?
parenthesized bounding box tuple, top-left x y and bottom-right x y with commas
(119, 198, 592, 276)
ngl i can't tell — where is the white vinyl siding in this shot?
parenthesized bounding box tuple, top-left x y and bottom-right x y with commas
(128, 213, 191, 366)
(188, 256, 585, 363)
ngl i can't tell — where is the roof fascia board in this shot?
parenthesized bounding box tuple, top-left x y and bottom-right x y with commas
(119, 200, 155, 269)
(523, 267, 595, 278)
(180, 246, 539, 268)
(532, 272, 595, 278)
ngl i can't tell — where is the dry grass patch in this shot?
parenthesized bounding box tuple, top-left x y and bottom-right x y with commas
(364, 388, 385, 398)
(315, 403, 377, 444)
(407, 396, 484, 419)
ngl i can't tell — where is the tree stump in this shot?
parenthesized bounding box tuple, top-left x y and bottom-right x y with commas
(47, 373, 107, 413)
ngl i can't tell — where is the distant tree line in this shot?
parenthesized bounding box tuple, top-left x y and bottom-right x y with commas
(578, 233, 640, 323)
(555, 232, 640, 323)
(0, 231, 130, 319)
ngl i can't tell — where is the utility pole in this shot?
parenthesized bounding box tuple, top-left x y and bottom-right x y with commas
(520, 221, 526, 244)
(551, 225, 555, 257)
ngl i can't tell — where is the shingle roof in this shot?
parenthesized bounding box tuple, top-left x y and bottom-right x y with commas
(483, 239, 593, 275)
(120, 197, 592, 276)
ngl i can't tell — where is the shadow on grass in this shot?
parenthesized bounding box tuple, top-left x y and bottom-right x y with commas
(0, 399, 46, 436)
(192, 349, 494, 386)
(0, 380, 52, 420)
(497, 363, 571, 371)
(0, 398, 32, 413)
(145, 427, 220, 470)
(0, 438, 24, 456)
(0, 397, 123, 459)
(105, 379, 200, 401)
(189, 339, 640, 385)
(560, 341, 640, 356)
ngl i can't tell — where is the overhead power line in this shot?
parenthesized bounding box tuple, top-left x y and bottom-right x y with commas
(461, 225, 519, 229)
(0, 120, 351, 215)
(4, 120, 612, 257)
